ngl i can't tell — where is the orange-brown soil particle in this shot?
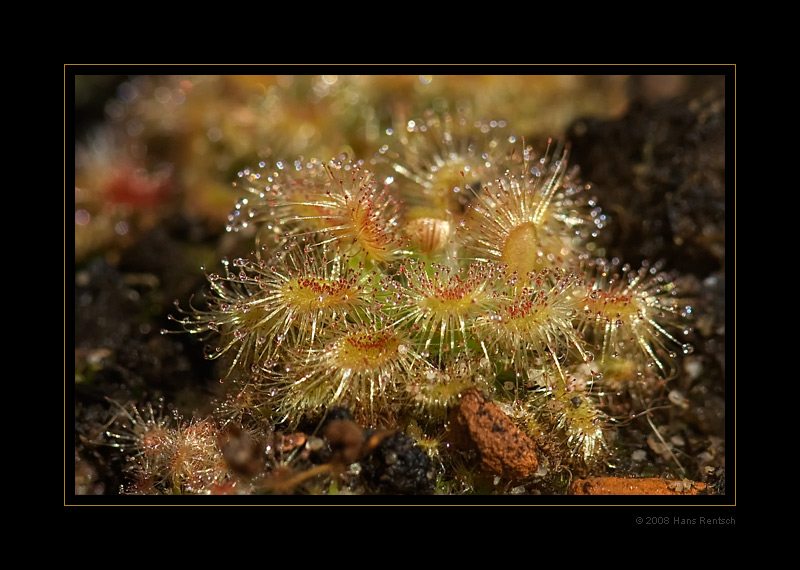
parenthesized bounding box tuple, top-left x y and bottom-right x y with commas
(447, 389, 539, 482)
(570, 476, 708, 495)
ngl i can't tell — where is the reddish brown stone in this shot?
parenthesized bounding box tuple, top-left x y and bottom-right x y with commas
(570, 476, 708, 495)
(447, 389, 539, 482)
(276, 431, 307, 453)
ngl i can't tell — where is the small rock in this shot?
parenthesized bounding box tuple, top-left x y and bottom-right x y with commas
(447, 389, 539, 482)
(570, 476, 708, 495)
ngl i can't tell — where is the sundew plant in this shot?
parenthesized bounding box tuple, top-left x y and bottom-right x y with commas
(117, 108, 697, 496)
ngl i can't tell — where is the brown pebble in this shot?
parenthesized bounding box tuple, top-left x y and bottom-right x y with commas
(277, 432, 307, 453)
(447, 389, 539, 482)
(324, 419, 365, 465)
(570, 477, 708, 495)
